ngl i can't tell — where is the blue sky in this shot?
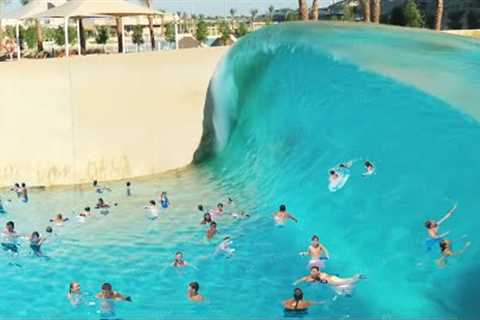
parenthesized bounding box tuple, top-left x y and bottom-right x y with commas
(3, 0, 338, 16)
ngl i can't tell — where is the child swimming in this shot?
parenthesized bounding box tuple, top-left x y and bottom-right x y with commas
(29, 231, 46, 257)
(299, 235, 330, 268)
(273, 205, 298, 225)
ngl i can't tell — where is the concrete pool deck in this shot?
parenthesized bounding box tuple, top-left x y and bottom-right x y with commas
(0, 47, 228, 188)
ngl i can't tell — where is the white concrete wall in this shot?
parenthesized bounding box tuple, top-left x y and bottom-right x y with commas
(0, 47, 227, 187)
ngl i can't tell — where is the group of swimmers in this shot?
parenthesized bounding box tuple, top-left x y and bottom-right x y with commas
(273, 204, 367, 311)
(0, 169, 473, 315)
(424, 203, 471, 267)
(328, 159, 375, 192)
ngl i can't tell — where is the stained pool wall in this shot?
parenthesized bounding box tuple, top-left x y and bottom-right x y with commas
(0, 47, 227, 187)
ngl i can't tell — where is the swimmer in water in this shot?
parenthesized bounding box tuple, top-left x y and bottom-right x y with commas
(46, 226, 53, 234)
(215, 236, 235, 257)
(293, 266, 326, 285)
(29, 231, 46, 257)
(273, 204, 298, 225)
(1, 221, 22, 253)
(145, 200, 160, 220)
(126, 182, 132, 197)
(207, 221, 217, 240)
(159, 192, 170, 209)
(68, 282, 83, 306)
(20, 183, 28, 203)
(95, 198, 113, 209)
(96, 283, 131, 301)
(232, 211, 250, 220)
(93, 180, 111, 194)
(188, 282, 204, 302)
(299, 235, 330, 268)
(425, 203, 457, 240)
(11, 183, 22, 198)
(362, 160, 375, 176)
(436, 239, 471, 268)
(49, 214, 69, 226)
(321, 272, 366, 296)
(172, 251, 189, 267)
(201, 212, 213, 225)
(198, 204, 206, 214)
(329, 170, 341, 184)
(77, 207, 92, 222)
(210, 203, 224, 220)
(283, 288, 323, 312)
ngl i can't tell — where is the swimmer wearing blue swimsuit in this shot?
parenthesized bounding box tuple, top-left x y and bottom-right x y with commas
(29, 231, 46, 257)
(160, 192, 169, 209)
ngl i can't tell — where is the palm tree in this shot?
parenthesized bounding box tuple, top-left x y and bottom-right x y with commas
(299, 0, 308, 21)
(0, 0, 9, 43)
(250, 9, 258, 30)
(360, 0, 371, 23)
(310, 0, 319, 20)
(230, 8, 236, 29)
(21, 0, 44, 51)
(435, 0, 443, 31)
(373, 0, 381, 23)
(268, 5, 275, 22)
(115, 17, 123, 53)
(143, 0, 156, 49)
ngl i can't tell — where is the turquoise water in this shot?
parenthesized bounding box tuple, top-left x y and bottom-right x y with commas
(2, 23, 480, 319)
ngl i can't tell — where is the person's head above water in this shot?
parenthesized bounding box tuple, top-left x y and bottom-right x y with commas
(31, 231, 40, 240)
(279, 205, 286, 212)
(21, 183, 26, 188)
(101, 283, 113, 293)
(126, 182, 131, 187)
(149, 200, 156, 206)
(440, 240, 450, 252)
(310, 266, 320, 275)
(365, 160, 373, 168)
(210, 221, 217, 228)
(293, 288, 303, 301)
(6, 221, 14, 231)
(198, 205, 204, 212)
(46, 226, 53, 233)
(14, 183, 20, 188)
(85, 207, 91, 212)
(69, 282, 81, 294)
(175, 251, 184, 259)
(93, 180, 98, 187)
(217, 203, 223, 209)
(425, 220, 437, 229)
(189, 282, 200, 294)
(56, 214, 63, 219)
(98, 198, 104, 203)
(329, 170, 336, 176)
